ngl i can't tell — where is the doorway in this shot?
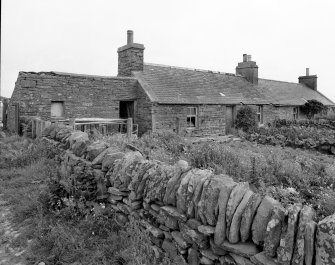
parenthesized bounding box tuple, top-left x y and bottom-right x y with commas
(119, 101, 134, 119)
(225, 105, 236, 134)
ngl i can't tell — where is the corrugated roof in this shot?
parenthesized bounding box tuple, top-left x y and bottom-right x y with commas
(133, 64, 272, 105)
(133, 63, 334, 106)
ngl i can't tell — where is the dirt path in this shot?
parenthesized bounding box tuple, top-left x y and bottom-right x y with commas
(0, 194, 26, 265)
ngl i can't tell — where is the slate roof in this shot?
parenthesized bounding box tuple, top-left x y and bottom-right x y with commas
(133, 63, 334, 106)
(258, 79, 334, 106)
(133, 64, 273, 105)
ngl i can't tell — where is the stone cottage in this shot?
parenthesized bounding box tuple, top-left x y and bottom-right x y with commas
(7, 30, 334, 135)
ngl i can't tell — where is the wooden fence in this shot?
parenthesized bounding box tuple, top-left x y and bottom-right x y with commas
(31, 118, 52, 138)
(70, 118, 138, 138)
(30, 117, 137, 138)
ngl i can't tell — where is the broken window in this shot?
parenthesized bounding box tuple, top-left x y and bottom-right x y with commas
(293, 107, 299, 120)
(256, 105, 263, 125)
(187, 107, 197, 128)
(51, 101, 64, 118)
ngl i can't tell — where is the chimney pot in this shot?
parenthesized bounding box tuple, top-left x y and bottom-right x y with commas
(247, 55, 252, 62)
(127, 30, 134, 44)
(243, 54, 247, 62)
(306, 68, 309, 76)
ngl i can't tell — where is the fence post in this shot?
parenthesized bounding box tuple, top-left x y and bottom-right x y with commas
(14, 103, 20, 134)
(31, 119, 35, 138)
(2, 99, 8, 130)
(127, 118, 133, 138)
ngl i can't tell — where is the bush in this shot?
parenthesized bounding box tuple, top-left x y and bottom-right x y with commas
(235, 106, 257, 132)
(300, 99, 325, 119)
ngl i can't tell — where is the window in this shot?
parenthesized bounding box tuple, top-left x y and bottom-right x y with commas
(293, 107, 299, 120)
(51, 101, 64, 118)
(187, 107, 197, 128)
(256, 105, 263, 125)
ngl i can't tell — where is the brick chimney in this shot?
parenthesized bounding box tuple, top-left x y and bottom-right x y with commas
(236, 54, 258, 85)
(117, 30, 145, 77)
(298, 68, 317, 90)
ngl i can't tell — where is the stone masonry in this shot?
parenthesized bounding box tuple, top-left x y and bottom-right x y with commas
(41, 124, 335, 265)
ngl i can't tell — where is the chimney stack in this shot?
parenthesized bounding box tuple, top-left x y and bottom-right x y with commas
(127, 30, 134, 44)
(298, 68, 317, 90)
(236, 54, 259, 85)
(117, 30, 145, 77)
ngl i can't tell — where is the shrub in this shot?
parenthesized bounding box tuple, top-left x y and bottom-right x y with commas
(300, 99, 325, 119)
(235, 106, 257, 132)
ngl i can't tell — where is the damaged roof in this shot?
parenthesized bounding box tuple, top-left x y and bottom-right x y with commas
(133, 63, 334, 106)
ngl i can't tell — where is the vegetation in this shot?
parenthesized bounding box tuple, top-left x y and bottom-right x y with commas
(235, 106, 257, 132)
(300, 99, 325, 119)
(1, 126, 335, 263)
(0, 135, 182, 265)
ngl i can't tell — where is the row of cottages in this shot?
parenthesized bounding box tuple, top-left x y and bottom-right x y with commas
(8, 30, 334, 136)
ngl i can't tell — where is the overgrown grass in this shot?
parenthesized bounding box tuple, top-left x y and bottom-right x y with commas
(0, 135, 182, 265)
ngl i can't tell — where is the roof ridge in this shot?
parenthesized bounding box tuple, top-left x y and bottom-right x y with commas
(144, 62, 243, 77)
(259, 77, 300, 85)
(19, 71, 137, 80)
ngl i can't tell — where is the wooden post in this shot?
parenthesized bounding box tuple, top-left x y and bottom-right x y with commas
(2, 99, 8, 130)
(127, 118, 133, 138)
(14, 103, 20, 134)
(176, 117, 180, 135)
(31, 119, 35, 139)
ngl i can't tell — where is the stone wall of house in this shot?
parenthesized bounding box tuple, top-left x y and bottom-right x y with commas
(42, 124, 335, 265)
(235, 105, 308, 127)
(153, 104, 226, 136)
(7, 72, 139, 132)
(135, 84, 153, 135)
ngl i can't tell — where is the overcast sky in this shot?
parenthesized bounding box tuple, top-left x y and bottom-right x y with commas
(1, 0, 335, 102)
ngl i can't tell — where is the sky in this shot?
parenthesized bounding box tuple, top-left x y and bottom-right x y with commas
(1, 0, 335, 102)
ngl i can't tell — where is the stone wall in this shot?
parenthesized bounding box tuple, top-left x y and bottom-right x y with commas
(7, 72, 139, 132)
(153, 104, 226, 136)
(42, 124, 335, 265)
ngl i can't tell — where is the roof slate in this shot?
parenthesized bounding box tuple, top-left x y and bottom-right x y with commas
(133, 64, 272, 105)
(258, 79, 334, 106)
(133, 64, 334, 106)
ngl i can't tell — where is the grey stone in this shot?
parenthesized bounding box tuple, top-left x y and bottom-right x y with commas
(264, 203, 286, 257)
(315, 213, 335, 265)
(277, 203, 302, 265)
(228, 190, 254, 243)
(230, 253, 254, 265)
(198, 225, 215, 235)
(188, 248, 200, 265)
(251, 196, 279, 246)
(179, 222, 208, 249)
(221, 241, 259, 258)
(214, 177, 236, 246)
(219, 255, 236, 265)
(226, 182, 250, 240)
(209, 238, 227, 256)
(86, 141, 108, 161)
(304, 221, 316, 265)
(171, 231, 189, 249)
(291, 205, 315, 265)
(250, 252, 278, 265)
(160, 206, 187, 222)
(240, 193, 262, 242)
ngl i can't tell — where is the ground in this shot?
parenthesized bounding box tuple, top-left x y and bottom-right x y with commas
(0, 194, 26, 265)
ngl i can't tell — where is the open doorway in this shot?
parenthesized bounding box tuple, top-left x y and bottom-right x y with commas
(119, 101, 134, 119)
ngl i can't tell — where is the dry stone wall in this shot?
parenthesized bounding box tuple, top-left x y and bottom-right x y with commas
(42, 124, 335, 265)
